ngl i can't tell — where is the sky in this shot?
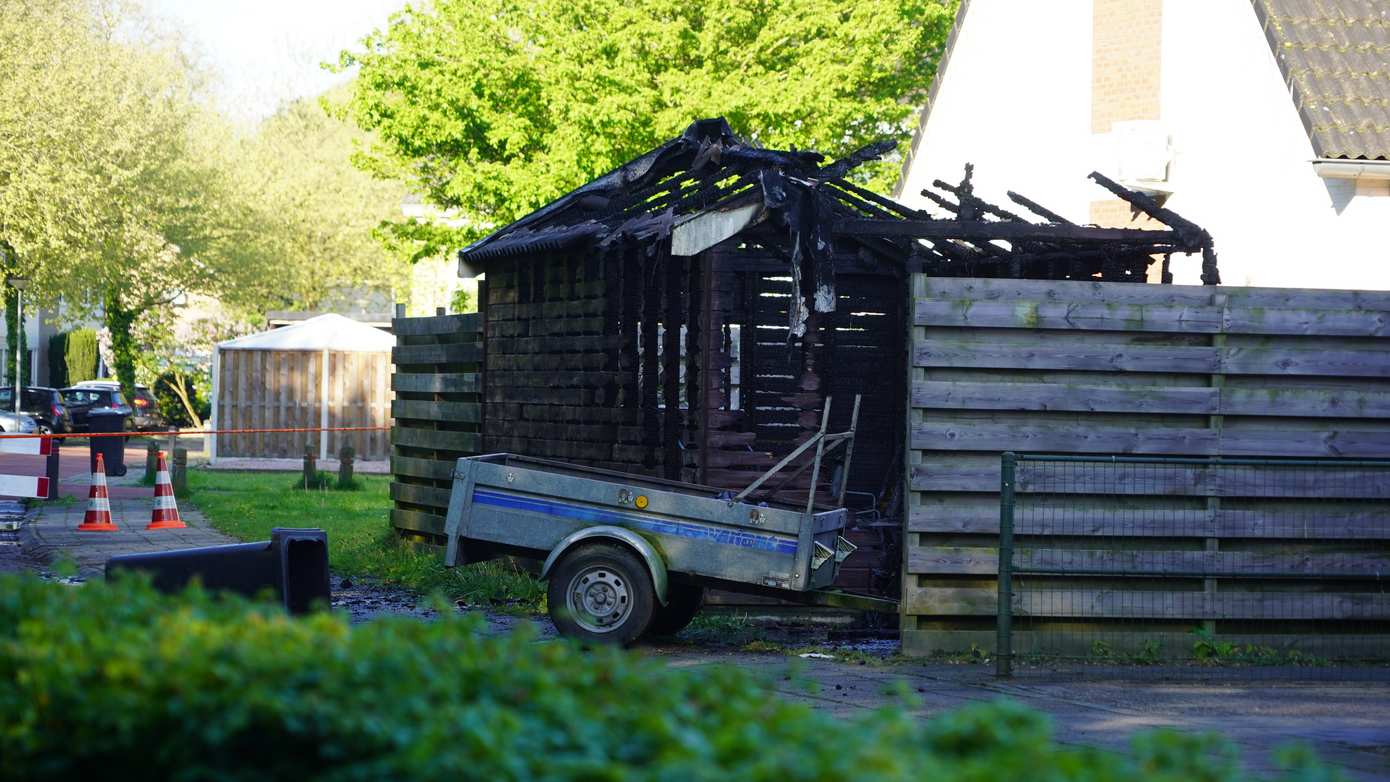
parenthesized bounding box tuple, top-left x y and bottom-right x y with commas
(143, 0, 408, 123)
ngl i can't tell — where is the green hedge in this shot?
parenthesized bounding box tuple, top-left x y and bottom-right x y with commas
(0, 575, 1337, 781)
(61, 327, 99, 386)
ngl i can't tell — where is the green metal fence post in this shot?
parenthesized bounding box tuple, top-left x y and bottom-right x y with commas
(996, 451, 1017, 678)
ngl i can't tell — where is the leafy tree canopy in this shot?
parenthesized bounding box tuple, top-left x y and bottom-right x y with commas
(339, 0, 958, 256)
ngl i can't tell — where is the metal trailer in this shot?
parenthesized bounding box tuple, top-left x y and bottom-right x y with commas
(442, 396, 892, 644)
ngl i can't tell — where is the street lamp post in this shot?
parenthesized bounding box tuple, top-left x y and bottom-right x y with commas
(6, 275, 28, 416)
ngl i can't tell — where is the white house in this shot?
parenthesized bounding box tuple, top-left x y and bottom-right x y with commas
(897, 0, 1390, 289)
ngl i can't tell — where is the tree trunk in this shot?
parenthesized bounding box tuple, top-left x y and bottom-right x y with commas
(5, 284, 29, 389)
(165, 368, 203, 428)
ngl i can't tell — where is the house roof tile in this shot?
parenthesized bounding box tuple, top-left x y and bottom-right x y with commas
(1253, 0, 1390, 159)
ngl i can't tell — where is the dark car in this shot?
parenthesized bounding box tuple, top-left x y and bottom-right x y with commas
(0, 386, 74, 434)
(60, 386, 135, 433)
(70, 380, 167, 431)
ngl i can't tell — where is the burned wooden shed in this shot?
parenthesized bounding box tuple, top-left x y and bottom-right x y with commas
(445, 118, 1216, 596)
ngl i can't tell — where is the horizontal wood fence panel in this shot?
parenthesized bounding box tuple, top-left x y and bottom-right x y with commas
(909, 506, 1390, 539)
(911, 462, 1390, 497)
(918, 300, 1390, 338)
(909, 546, 1390, 578)
(912, 381, 1219, 414)
(905, 586, 1390, 620)
(906, 273, 1390, 658)
(920, 277, 1390, 312)
(915, 300, 1225, 333)
(1219, 347, 1390, 378)
(911, 423, 1220, 455)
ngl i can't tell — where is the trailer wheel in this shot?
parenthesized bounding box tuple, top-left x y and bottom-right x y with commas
(643, 583, 704, 638)
(547, 543, 654, 646)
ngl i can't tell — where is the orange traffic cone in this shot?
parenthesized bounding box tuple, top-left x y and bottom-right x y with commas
(77, 453, 119, 531)
(146, 451, 186, 530)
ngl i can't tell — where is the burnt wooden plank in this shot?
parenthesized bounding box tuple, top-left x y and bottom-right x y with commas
(391, 400, 482, 424)
(390, 455, 457, 481)
(390, 481, 453, 509)
(392, 342, 482, 366)
(391, 508, 446, 537)
(391, 426, 481, 453)
(393, 313, 481, 336)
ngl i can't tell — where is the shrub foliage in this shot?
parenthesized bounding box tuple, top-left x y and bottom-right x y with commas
(0, 575, 1337, 781)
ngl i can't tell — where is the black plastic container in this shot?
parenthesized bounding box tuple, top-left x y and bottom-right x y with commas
(106, 528, 331, 614)
(86, 409, 129, 477)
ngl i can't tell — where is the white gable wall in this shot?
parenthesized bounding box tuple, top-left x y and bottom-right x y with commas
(1159, 0, 1390, 289)
(900, 0, 1390, 290)
(898, 1, 1096, 223)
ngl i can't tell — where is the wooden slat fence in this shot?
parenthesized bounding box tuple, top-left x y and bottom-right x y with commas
(905, 275, 1390, 658)
(389, 313, 483, 541)
(215, 348, 390, 460)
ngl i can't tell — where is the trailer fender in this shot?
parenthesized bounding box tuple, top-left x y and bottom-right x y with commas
(540, 526, 668, 605)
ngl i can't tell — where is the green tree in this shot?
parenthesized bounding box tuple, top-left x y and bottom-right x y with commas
(0, 0, 284, 402)
(339, 0, 957, 258)
(238, 89, 411, 307)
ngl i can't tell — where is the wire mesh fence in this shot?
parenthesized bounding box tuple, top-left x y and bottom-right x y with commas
(995, 453, 1390, 681)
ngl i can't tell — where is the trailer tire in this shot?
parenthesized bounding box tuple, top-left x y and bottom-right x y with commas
(547, 543, 654, 646)
(643, 583, 704, 638)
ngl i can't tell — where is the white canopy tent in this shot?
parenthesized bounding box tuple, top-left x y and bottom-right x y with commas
(210, 314, 396, 463)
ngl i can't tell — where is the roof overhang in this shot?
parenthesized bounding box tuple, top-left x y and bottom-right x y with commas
(1312, 159, 1390, 181)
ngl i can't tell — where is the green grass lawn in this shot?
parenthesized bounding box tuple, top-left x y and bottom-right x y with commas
(185, 469, 543, 612)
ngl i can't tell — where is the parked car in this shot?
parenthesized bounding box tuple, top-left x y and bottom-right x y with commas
(0, 409, 39, 434)
(70, 380, 166, 431)
(60, 386, 134, 433)
(0, 386, 74, 434)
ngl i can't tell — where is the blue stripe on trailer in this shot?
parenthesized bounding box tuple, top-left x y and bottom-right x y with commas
(472, 489, 798, 555)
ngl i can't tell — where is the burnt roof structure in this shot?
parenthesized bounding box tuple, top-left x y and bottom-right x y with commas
(463, 119, 1221, 326)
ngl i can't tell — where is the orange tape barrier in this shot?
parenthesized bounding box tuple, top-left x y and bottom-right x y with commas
(0, 426, 392, 440)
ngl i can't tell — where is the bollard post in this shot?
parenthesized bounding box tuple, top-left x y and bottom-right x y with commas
(337, 444, 355, 489)
(166, 426, 178, 459)
(45, 435, 59, 500)
(302, 442, 317, 488)
(996, 452, 1017, 679)
(145, 439, 159, 482)
(171, 448, 188, 497)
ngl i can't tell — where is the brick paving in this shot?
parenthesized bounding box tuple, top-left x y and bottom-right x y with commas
(22, 493, 233, 578)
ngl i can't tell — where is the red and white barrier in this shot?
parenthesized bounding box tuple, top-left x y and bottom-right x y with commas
(0, 474, 49, 499)
(0, 436, 51, 456)
(0, 435, 53, 499)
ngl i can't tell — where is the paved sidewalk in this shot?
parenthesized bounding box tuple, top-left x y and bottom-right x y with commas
(653, 650, 1390, 781)
(23, 495, 235, 578)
